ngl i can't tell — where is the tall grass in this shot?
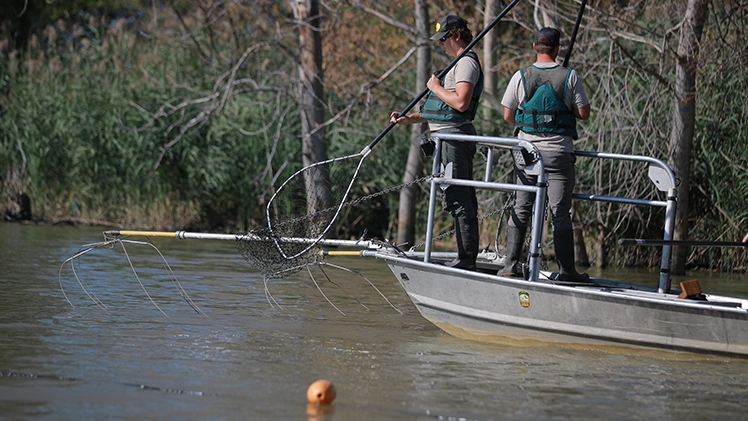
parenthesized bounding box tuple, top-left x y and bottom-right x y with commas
(0, 9, 413, 234)
(0, 17, 305, 231)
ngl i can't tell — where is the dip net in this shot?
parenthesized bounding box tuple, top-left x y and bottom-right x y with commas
(236, 153, 362, 278)
(235, 153, 433, 278)
(236, 228, 325, 279)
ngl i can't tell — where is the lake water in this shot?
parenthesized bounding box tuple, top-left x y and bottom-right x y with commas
(2, 222, 748, 420)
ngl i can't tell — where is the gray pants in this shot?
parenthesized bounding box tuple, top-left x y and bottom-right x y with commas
(509, 150, 575, 232)
(437, 125, 478, 224)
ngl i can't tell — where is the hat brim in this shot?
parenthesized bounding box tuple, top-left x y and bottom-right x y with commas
(430, 30, 450, 41)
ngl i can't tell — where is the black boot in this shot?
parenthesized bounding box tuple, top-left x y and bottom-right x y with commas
(445, 217, 478, 271)
(553, 229, 590, 282)
(497, 226, 526, 277)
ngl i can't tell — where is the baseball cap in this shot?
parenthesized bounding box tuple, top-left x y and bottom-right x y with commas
(430, 15, 468, 41)
(534, 27, 561, 47)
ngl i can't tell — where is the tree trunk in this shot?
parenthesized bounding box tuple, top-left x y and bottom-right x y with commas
(396, 0, 430, 249)
(667, 0, 709, 275)
(293, 0, 331, 215)
(482, 0, 500, 119)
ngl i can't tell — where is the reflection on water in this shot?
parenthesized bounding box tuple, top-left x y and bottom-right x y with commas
(2, 222, 748, 420)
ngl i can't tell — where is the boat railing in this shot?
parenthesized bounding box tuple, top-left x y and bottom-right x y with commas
(427, 133, 678, 293)
(571, 150, 677, 293)
(426, 134, 548, 282)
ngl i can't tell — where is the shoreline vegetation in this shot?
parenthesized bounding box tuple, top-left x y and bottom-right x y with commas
(2, 1, 748, 271)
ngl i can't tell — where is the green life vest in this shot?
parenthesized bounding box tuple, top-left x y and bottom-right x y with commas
(514, 64, 578, 139)
(420, 50, 484, 124)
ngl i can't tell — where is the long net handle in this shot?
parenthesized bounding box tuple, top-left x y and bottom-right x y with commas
(363, 0, 523, 153)
(104, 230, 383, 249)
(563, 0, 587, 68)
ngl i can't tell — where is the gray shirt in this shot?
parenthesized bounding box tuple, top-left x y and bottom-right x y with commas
(428, 51, 482, 132)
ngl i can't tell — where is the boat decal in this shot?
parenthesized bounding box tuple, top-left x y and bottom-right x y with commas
(518, 290, 531, 308)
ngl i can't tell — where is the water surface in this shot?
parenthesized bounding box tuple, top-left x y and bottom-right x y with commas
(2, 222, 748, 420)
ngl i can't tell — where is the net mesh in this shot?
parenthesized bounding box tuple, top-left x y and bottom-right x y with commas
(235, 227, 323, 279)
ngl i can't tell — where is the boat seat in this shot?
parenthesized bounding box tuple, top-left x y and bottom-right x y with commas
(677, 279, 704, 299)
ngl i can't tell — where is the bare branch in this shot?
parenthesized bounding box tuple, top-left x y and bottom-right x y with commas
(348, 1, 419, 38)
(612, 38, 672, 91)
(308, 46, 418, 138)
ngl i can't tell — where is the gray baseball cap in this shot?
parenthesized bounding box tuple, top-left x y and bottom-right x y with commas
(534, 27, 561, 47)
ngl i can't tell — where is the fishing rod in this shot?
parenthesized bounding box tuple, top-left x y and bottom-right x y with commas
(619, 239, 748, 247)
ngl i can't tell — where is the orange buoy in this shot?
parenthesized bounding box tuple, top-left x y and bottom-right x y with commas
(306, 379, 336, 405)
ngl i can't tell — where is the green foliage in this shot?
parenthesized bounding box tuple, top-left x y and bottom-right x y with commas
(684, 20, 748, 269)
(0, 7, 303, 230)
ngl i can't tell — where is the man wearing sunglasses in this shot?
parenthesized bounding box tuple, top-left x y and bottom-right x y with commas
(390, 15, 484, 271)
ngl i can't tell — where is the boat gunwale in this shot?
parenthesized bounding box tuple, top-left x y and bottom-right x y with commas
(376, 252, 748, 315)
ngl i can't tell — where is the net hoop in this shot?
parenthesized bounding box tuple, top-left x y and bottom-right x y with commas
(264, 152, 365, 261)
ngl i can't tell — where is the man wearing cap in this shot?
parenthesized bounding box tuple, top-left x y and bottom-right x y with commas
(390, 15, 484, 271)
(499, 27, 591, 282)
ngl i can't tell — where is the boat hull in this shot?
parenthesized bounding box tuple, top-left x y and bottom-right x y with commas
(382, 255, 748, 357)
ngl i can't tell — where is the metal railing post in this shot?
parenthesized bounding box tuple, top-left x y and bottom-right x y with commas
(658, 187, 678, 293)
(423, 137, 443, 263)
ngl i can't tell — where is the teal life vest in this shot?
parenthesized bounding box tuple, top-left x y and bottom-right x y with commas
(514, 64, 577, 139)
(420, 50, 484, 124)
